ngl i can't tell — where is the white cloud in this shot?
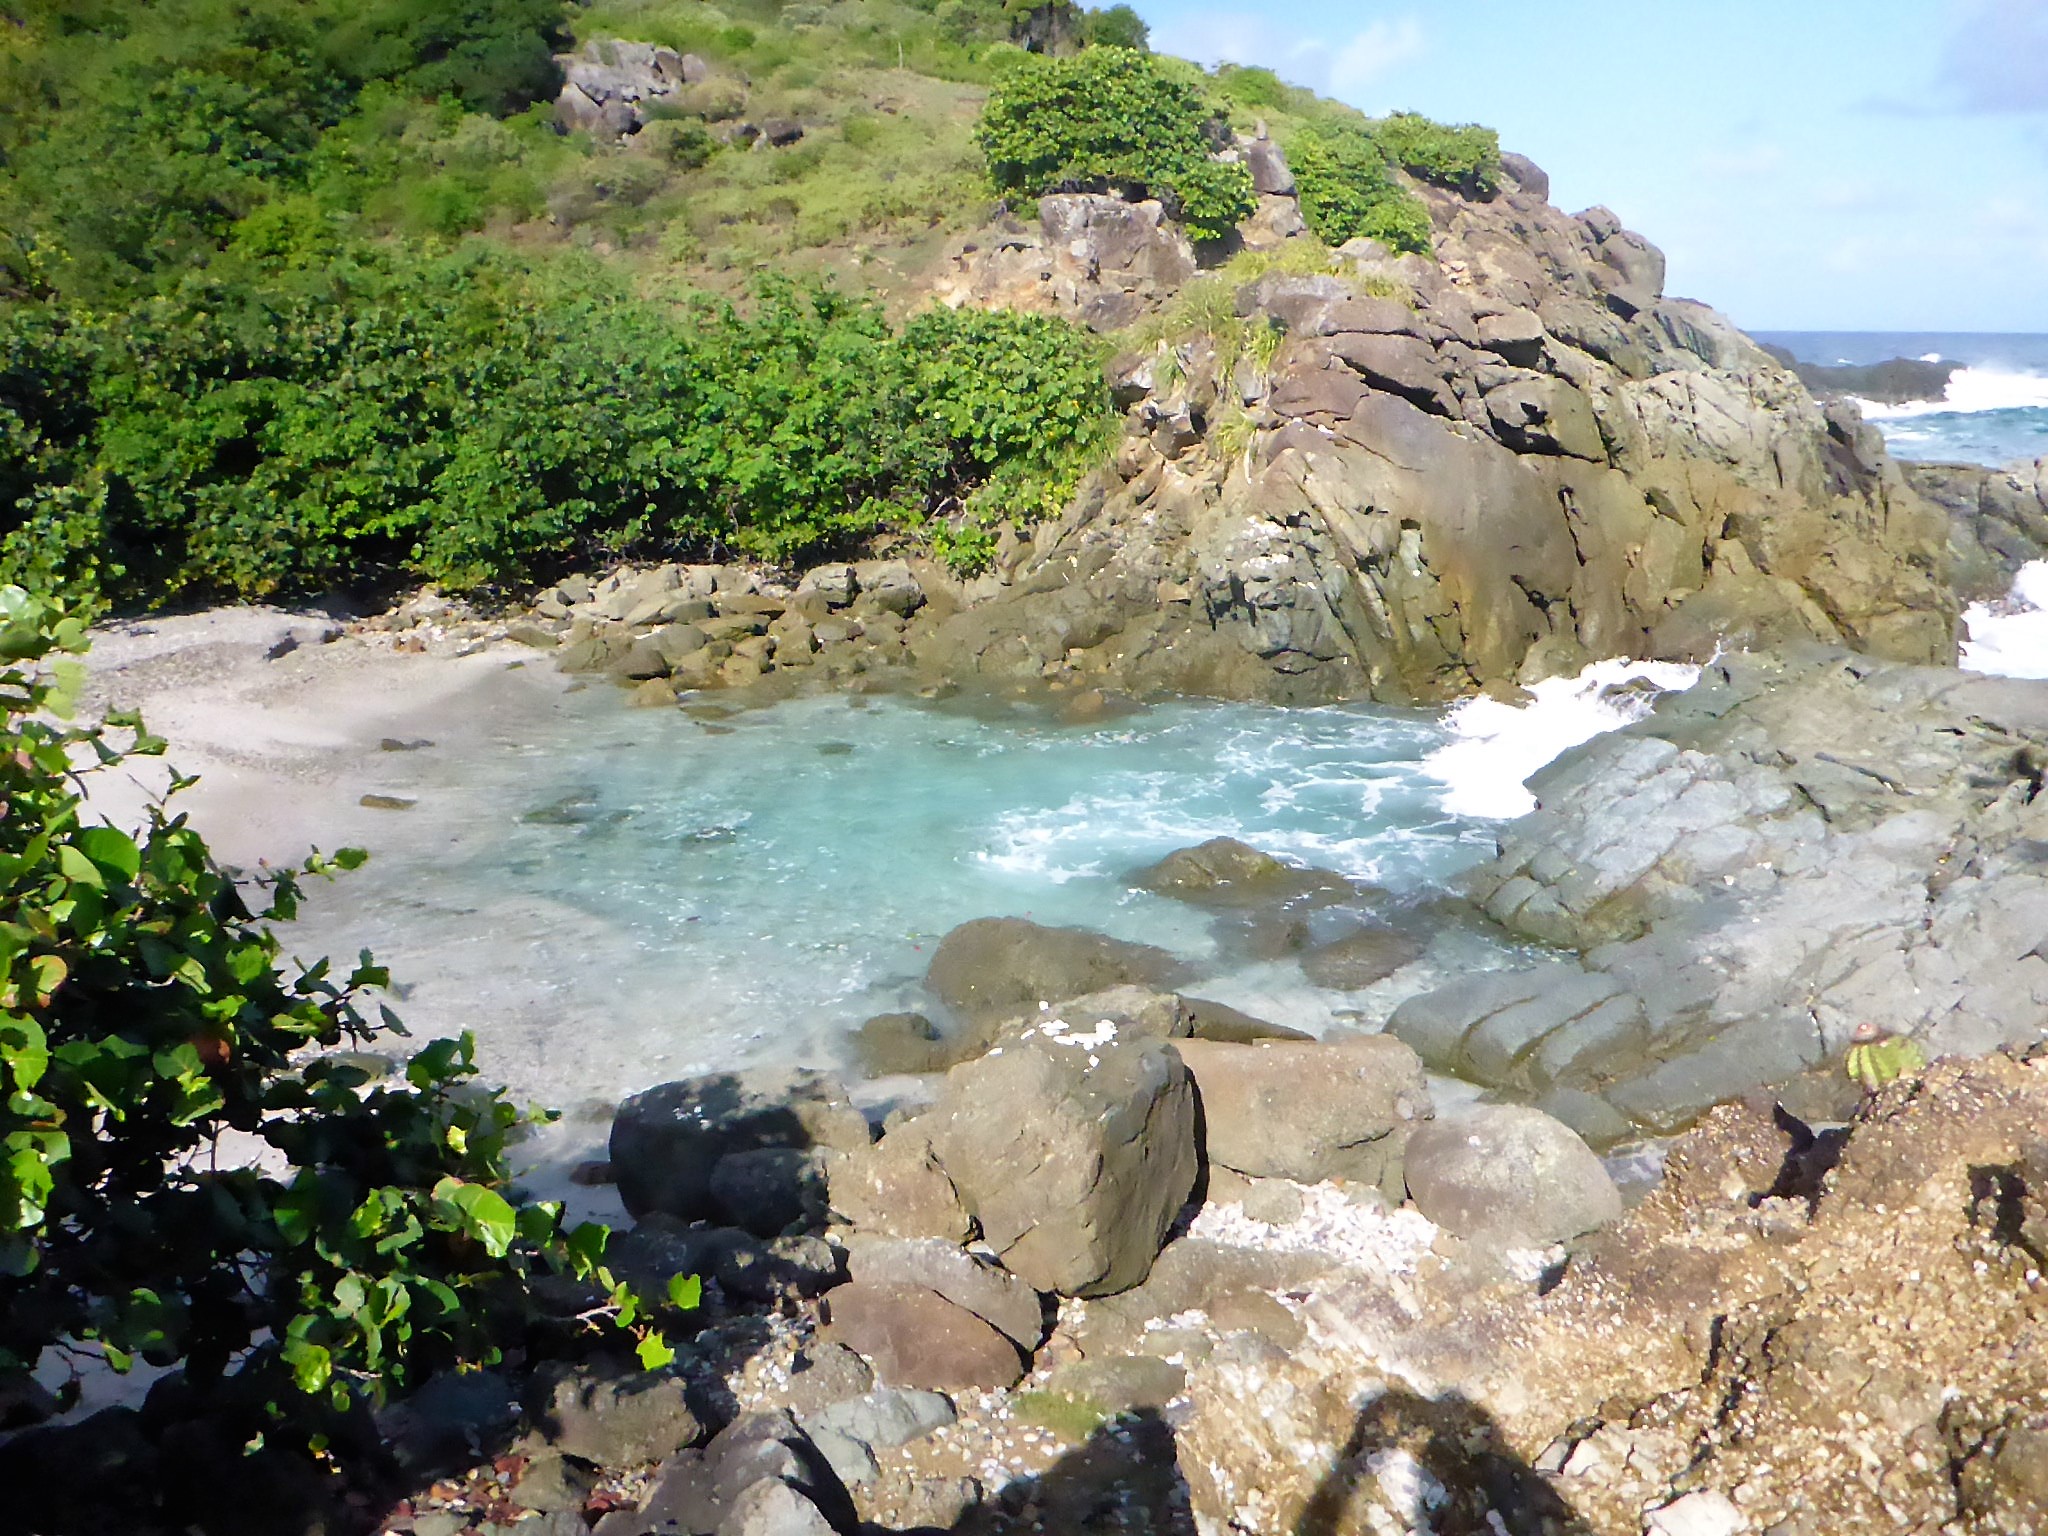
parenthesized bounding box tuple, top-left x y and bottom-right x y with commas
(1328, 18, 1427, 102)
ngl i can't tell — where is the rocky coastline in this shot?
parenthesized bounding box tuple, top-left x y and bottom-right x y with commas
(19, 126, 2048, 1536)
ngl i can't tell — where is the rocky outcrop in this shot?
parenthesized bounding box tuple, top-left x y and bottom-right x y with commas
(1388, 647, 2048, 1143)
(916, 161, 1956, 703)
(929, 193, 1197, 333)
(552, 39, 710, 138)
(1906, 456, 2048, 600)
(1175, 1050, 2048, 1536)
(1177, 1034, 1429, 1194)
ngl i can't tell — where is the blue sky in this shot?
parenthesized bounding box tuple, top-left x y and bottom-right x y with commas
(1136, 0, 2048, 332)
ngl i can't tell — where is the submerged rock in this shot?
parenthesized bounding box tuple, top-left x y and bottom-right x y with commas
(923, 917, 1186, 1024)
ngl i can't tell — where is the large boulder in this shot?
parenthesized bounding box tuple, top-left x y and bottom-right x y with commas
(609, 1069, 872, 1223)
(1176, 1035, 1431, 1193)
(924, 1028, 1198, 1296)
(1403, 1104, 1621, 1247)
(923, 917, 1186, 1024)
(824, 1283, 1026, 1391)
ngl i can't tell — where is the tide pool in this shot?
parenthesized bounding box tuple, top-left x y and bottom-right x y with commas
(281, 681, 1523, 1112)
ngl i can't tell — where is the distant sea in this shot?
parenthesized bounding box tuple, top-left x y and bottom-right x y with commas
(1754, 330, 2048, 469)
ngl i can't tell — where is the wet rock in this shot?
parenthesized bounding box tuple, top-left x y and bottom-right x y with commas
(925, 1031, 1197, 1296)
(1178, 1035, 1431, 1192)
(1127, 837, 1351, 908)
(610, 1068, 872, 1222)
(825, 1282, 1026, 1391)
(1403, 1104, 1621, 1247)
(852, 1012, 952, 1076)
(1184, 996, 1313, 1043)
(924, 917, 1186, 1024)
(1298, 927, 1426, 989)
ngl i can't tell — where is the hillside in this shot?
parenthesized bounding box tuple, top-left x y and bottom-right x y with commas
(0, 0, 1956, 699)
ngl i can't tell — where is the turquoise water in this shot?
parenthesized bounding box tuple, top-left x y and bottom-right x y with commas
(284, 679, 1509, 1111)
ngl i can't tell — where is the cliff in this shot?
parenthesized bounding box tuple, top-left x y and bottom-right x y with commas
(909, 152, 1956, 702)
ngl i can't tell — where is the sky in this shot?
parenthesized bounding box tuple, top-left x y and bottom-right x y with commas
(1134, 0, 2048, 333)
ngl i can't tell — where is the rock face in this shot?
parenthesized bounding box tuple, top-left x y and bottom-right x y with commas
(1389, 648, 2048, 1143)
(1176, 1035, 1430, 1193)
(915, 165, 1955, 703)
(930, 193, 1197, 333)
(1905, 456, 2048, 600)
(924, 1027, 1198, 1296)
(1402, 1104, 1620, 1246)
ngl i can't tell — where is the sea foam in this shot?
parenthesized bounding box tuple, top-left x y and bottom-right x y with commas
(1961, 560, 2048, 680)
(1856, 365, 2048, 419)
(1422, 658, 1701, 820)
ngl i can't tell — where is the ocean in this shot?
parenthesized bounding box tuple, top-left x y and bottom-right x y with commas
(1754, 330, 2048, 468)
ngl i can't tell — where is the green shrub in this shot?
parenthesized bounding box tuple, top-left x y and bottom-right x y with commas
(1080, 4, 1149, 51)
(1284, 122, 1433, 254)
(1374, 111, 1499, 195)
(0, 248, 1111, 604)
(0, 587, 679, 1417)
(975, 47, 1254, 241)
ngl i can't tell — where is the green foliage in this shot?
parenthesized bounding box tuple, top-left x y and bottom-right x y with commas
(1012, 1389, 1111, 1440)
(976, 48, 1254, 241)
(0, 250, 1109, 605)
(1284, 121, 1434, 255)
(0, 588, 684, 1411)
(1374, 111, 1500, 195)
(1079, 5, 1149, 50)
(0, 0, 565, 303)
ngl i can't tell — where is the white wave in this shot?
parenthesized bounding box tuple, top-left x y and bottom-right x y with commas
(1919, 352, 1944, 364)
(1961, 559, 2048, 679)
(1855, 365, 2048, 419)
(1422, 658, 1702, 820)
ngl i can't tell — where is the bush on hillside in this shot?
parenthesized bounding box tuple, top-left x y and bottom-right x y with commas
(975, 47, 1254, 241)
(0, 0, 565, 302)
(1375, 111, 1500, 195)
(0, 250, 1111, 604)
(0, 587, 674, 1421)
(1284, 121, 1434, 254)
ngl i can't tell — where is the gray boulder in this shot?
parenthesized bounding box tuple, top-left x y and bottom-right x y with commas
(1403, 1104, 1621, 1247)
(527, 1361, 701, 1468)
(610, 1069, 872, 1222)
(925, 1030, 1198, 1296)
(924, 917, 1186, 1023)
(1177, 1035, 1431, 1193)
